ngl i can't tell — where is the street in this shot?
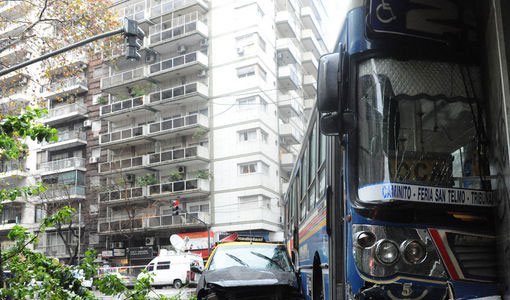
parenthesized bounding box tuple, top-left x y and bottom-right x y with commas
(92, 287, 195, 300)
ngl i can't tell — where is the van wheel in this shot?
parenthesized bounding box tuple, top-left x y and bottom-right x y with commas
(173, 279, 183, 289)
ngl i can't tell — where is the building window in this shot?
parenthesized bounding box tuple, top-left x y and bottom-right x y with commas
(237, 96, 257, 110)
(237, 65, 256, 78)
(236, 33, 266, 54)
(239, 162, 258, 174)
(189, 204, 209, 212)
(239, 129, 257, 142)
(260, 130, 268, 143)
(259, 97, 267, 111)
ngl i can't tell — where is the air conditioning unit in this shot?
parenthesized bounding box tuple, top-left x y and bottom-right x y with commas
(126, 174, 136, 183)
(89, 156, 98, 164)
(197, 69, 207, 78)
(177, 45, 187, 54)
(178, 166, 186, 173)
(145, 237, 155, 246)
(145, 50, 158, 63)
(200, 38, 208, 48)
(236, 47, 244, 55)
(83, 120, 92, 128)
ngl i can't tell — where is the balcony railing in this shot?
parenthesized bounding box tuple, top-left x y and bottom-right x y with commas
(149, 51, 204, 75)
(148, 82, 204, 104)
(149, 114, 204, 135)
(101, 67, 145, 90)
(148, 178, 208, 196)
(46, 103, 87, 119)
(149, 146, 205, 165)
(150, 0, 208, 18)
(100, 95, 146, 116)
(43, 131, 86, 146)
(148, 11, 205, 45)
(41, 185, 86, 201)
(99, 187, 145, 203)
(0, 160, 24, 173)
(40, 157, 85, 173)
(99, 155, 144, 173)
(98, 212, 209, 233)
(100, 125, 145, 144)
(41, 77, 87, 95)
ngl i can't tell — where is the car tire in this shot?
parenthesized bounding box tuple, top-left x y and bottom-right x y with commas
(173, 279, 183, 289)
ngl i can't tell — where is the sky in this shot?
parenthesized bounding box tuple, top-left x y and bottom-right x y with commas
(322, 0, 349, 52)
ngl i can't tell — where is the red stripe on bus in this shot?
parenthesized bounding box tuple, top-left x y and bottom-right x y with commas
(429, 229, 459, 281)
(299, 211, 327, 238)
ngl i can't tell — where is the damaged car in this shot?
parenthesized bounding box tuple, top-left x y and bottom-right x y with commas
(192, 242, 304, 300)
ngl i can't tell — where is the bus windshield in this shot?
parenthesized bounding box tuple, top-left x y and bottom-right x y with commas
(357, 58, 494, 205)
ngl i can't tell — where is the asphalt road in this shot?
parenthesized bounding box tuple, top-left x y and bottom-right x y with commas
(92, 287, 195, 299)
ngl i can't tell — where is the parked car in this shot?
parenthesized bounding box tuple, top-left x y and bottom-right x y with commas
(137, 253, 204, 288)
(193, 242, 304, 300)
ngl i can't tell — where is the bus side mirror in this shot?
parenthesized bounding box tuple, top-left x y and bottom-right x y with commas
(318, 44, 350, 136)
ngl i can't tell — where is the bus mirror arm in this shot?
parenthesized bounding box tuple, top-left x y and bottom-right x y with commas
(320, 111, 356, 136)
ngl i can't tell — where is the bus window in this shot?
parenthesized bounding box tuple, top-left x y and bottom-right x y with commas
(310, 124, 317, 183)
(301, 148, 308, 201)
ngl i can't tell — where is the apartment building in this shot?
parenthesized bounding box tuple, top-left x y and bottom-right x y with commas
(90, 0, 327, 265)
(0, 0, 327, 264)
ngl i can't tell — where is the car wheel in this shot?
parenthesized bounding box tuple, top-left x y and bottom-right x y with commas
(173, 279, 183, 289)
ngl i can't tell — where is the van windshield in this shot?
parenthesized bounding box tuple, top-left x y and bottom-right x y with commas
(208, 244, 293, 272)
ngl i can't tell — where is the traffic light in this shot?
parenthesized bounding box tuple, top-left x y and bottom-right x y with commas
(123, 18, 145, 61)
(171, 200, 180, 216)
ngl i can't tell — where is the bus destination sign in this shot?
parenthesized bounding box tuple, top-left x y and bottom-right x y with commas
(367, 0, 472, 44)
(358, 183, 495, 207)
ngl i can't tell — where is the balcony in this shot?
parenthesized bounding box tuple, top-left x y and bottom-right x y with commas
(148, 113, 208, 140)
(40, 185, 86, 202)
(0, 160, 27, 180)
(100, 125, 148, 149)
(99, 155, 146, 175)
(150, 0, 209, 20)
(281, 152, 296, 171)
(303, 75, 317, 97)
(0, 46, 30, 67)
(99, 186, 147, 205)
(148, 82, 208, 110)
(275, 11, 298, 38)
(0, 72, 29, 90)
(148, 145, 209, 169)
(148, 178, 209, 199)
(301, 29, 321, 59)
(278, 65, 300, 90)
(278, 91, 303, 119)
(300, 6, 322, 38)
(41, 131, 87, 151)
(302, 52, 318, 77)
(115, 0, 151, 32)
(100, 95, 154, 122)
(304, 98, 315, 111)
(148, 12, 208, 53)
(43, 103, 87, 126)
(39, 157, 86, 176)
(0, 90, 31, 105)
(276, 38, 300, 65)
(148, 51, 208, 83)
(98, 212, 210, 234)
(280, 123, 303, 145)
(101, 66, 148, 94)
(40, 77, 88, 99)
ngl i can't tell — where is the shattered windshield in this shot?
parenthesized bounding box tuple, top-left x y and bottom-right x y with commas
(357, 58, 494, 205)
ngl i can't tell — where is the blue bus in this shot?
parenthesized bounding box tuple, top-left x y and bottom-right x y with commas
(284, 1, 501, 299)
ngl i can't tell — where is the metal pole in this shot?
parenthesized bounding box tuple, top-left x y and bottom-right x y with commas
(77, 201, 81, 265)
(207, 225, 211, 257)
(0, 28, 124, 77)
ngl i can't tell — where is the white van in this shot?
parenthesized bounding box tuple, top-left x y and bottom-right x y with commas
(138, 252, 204, 288)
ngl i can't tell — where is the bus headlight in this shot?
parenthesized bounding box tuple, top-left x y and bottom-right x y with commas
(376, 240, 399, 265)
(352, 224, 447, 278)
(401, 240, 427, 264)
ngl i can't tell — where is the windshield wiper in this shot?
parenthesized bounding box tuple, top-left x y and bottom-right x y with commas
(225, 253, 249, 267)
(250, 251, 285, 271)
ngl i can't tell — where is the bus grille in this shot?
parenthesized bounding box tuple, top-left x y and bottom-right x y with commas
(445, 232, 497, 282)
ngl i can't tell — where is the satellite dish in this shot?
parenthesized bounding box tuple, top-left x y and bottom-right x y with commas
(170, 234, 185, 252)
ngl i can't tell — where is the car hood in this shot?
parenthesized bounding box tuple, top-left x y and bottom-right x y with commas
(202, 266, 298, 288)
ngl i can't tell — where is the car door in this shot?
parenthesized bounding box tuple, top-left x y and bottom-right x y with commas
(156, 260, 171, 285)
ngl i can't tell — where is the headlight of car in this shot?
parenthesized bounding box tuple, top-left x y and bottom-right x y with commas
(352, 225, 447, 278)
